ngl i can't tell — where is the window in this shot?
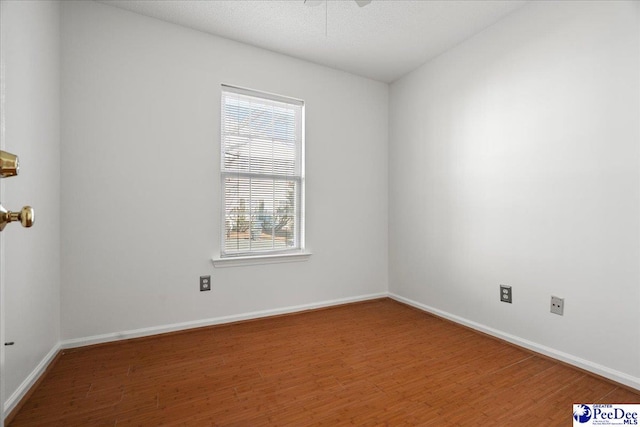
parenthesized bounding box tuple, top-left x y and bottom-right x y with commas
(220, 85, 304, 258)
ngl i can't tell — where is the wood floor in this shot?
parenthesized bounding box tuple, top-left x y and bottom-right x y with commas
(7, 298, 640, 426)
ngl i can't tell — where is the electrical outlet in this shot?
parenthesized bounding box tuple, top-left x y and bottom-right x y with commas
(500, 285, 512, 303)
(200, 275, 211, 292)
(550, 296, 564, 315)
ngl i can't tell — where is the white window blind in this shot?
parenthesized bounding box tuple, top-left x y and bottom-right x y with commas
(221, 85, 304, 257)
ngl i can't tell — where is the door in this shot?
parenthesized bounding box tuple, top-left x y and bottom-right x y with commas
(1, 0, 7, 421)
(0, 3, 59, 424)
(0, 3, 38, 424)
(1, 2, 7, 422)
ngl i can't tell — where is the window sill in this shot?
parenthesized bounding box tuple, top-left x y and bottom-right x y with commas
(211, 252, 312, 268)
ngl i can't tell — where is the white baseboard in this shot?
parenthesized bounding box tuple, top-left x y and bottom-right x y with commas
(3, 342, 61, 419)
(60, 292, 388, 349)
(388, 293, 640, 392)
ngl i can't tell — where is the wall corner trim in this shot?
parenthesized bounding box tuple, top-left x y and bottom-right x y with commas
(388, 293, 640, 392)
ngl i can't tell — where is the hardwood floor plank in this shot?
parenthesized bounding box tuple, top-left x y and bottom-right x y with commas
(7, 299, 639, 426)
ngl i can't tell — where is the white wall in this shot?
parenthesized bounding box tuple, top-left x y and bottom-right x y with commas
(390, 0, 640, 387)
(60, 1, 388, 340)
(1, 0, 61, 413)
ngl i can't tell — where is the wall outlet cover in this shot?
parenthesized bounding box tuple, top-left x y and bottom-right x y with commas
(551, 296, 564, 315)
(200, 275, 211, 292)
(500, 285, 512, 303)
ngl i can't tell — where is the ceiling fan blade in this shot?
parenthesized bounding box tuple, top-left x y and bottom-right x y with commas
(354, 0, 372, 7)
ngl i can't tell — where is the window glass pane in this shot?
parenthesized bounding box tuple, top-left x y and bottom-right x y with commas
(224, 177, 298, 254)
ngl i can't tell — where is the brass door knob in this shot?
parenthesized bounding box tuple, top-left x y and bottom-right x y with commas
(0, 205, 34, 231)
(0, 150, 20, 178)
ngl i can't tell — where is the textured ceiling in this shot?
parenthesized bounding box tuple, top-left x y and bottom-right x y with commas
(98, 0, 528, 83)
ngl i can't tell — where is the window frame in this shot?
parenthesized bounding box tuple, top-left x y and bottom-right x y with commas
(218, 84, 306, 260)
